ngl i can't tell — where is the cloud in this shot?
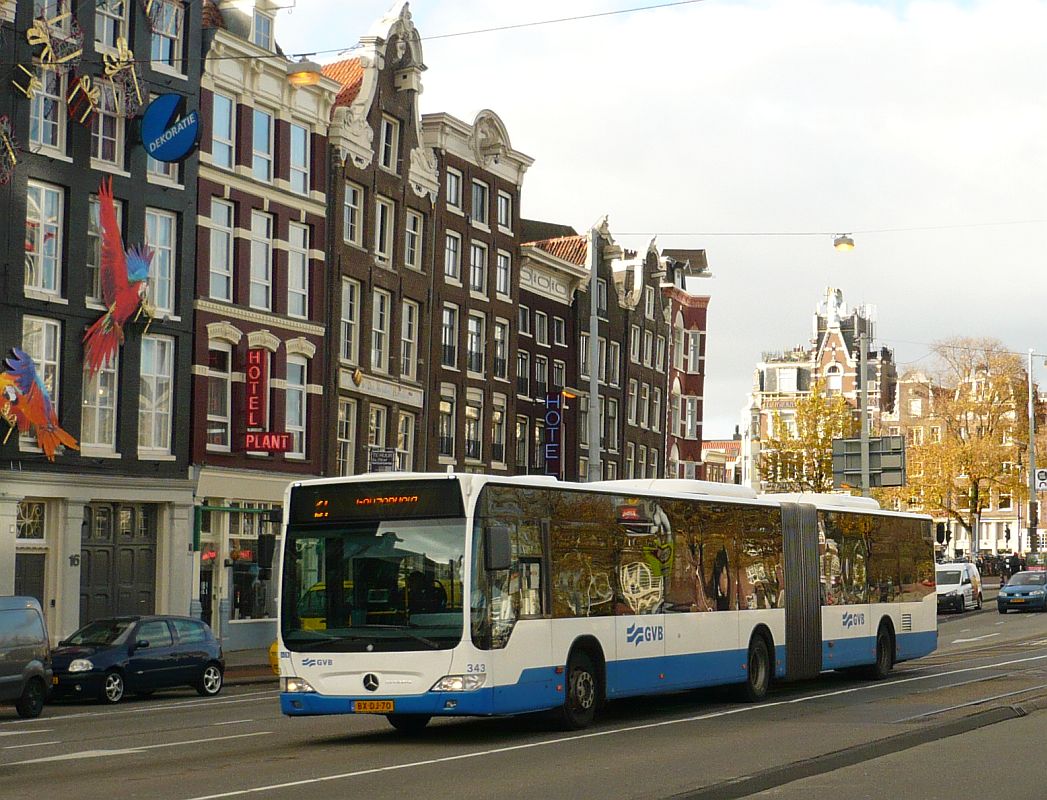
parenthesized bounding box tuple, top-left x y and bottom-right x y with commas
(278, 0, 1047, 436)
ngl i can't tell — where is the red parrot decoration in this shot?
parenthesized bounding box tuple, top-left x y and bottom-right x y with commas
(82, 177, 155, 376)
(1, 348, 79, 461)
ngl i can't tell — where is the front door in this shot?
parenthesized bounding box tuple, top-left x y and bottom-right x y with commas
(14, 553, 46, 606)
(127, 619, 178, 691)
(80, 505, 157, 626)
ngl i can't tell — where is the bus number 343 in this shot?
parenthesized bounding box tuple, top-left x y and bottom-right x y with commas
(466, 663, 487, 673)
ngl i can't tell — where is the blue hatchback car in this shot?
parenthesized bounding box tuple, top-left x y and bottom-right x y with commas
(998, 571, 1047, 613)
(51, 616, 224, 704)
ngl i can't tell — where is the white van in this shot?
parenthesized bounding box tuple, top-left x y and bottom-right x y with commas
(935, 562, 982, 612)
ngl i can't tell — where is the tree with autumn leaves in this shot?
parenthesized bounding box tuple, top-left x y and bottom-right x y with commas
(876, 337, 1039, 543)
(759, 379, 858, 492)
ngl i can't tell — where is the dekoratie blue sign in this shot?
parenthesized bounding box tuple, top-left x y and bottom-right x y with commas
(141, 93, 199, 163)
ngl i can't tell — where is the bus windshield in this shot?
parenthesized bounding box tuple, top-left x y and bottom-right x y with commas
(281, 518, 465, 652)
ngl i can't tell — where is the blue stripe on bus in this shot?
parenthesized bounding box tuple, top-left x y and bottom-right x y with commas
(280, 631, 936, 718)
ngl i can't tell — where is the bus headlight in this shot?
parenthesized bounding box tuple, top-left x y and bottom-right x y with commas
(282, 677, 316, 693)
(431, 674, 487, 692)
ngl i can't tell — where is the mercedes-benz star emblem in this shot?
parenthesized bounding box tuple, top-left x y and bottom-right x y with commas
(363, 673, 380, 692)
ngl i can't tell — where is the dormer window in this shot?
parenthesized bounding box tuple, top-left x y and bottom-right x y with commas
(380, 116, 399, 173)
(252, 11, 273, 50)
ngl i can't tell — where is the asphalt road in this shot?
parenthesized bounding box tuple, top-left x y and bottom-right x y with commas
(4, 601, 1047, 800)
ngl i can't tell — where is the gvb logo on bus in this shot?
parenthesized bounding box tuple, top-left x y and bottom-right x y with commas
(626, 623, 664, 646)
(841, 612, 865, 629)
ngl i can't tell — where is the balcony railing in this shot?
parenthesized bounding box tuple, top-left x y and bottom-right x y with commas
(491, 443, 505, 463)
(493, 356, 507, 378)
(441, 344, 457, 367)
(465, 439, 481, 460)
(438, 435, 454, 457)
(467, 352, 484, 373)
(517, 377, 530, 396)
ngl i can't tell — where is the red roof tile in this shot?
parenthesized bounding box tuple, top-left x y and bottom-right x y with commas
(702, 440, 741, 456)
(527, 235, 588, 267)
(322, 58, 364, 107)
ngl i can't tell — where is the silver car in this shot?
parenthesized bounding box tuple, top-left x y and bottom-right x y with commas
(0, 597, 52, 718)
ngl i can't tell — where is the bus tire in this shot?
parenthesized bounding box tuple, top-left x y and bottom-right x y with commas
(865, 623, 894, 680)
(736, 634, 771, 703)
(386, 714, 431, 734)
(557, 650, 599, 730)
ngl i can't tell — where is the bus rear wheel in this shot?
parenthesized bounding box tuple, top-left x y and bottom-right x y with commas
(386, 714, 431, 734)
(865, 625, 894, 680)
(557, 650, 598, 730)
(736, 635, 770, 703)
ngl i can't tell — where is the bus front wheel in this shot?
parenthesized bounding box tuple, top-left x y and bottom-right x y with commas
(557, 650, 598, 730)
(386, 714, 431, 734)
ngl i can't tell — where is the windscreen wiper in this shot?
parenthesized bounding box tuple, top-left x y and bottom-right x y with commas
(357, 624, 443, 650)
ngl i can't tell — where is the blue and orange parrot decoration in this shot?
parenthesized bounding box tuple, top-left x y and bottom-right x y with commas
(82, 177, 155, 376)
(1, 348, 78, 461)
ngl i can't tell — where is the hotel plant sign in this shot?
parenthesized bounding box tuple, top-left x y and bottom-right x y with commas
(244, 348, 291, 453)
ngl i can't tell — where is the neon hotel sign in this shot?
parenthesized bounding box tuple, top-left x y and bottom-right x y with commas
(244, 348, 292, 453)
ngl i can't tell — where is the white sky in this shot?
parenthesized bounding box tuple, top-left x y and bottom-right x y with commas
(276, 0, 1047, 438)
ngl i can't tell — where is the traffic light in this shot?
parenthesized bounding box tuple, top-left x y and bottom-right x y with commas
(936, 523, 946, 545)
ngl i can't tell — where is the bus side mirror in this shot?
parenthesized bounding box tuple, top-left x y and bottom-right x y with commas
(484, 526, 512, 571)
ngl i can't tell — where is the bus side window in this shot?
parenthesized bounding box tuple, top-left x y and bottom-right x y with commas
(516, 558, 543, 617)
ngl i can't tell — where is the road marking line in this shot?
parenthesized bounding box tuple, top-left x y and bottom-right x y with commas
(952, 633, 1001, 644)
(0, 730, 51, 737)
(0, 690, 279, 726)
(9, 731, 270, 766)
(212, 720, 253, 726)
(177, 652, 1047, 800)
(4, 740, 60, 750)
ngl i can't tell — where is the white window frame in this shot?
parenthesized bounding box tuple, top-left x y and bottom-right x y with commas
(371, 289, 391, 373)
(519, 305, 531, 336)
(396, 410, 415, 471)
(337, 398, 357, 476)
(492, 398, 507, 465)
(87, 194, 122, 304)
(580, 333, 590, 379)
(208, 199, 234, 302)
(630, 325, 641, 362)
(439, 388, 456, 458)
(643, 330, 654, 367)
(380, 115, 399, 173)
(494, 320, 509, 380)
(517, 351, 530, 398)
(205, 343, 231, 452)
(252, 108, 273, 183)
(656, 336, 666, 372)
(640, 383, 650, 429)
(608, 342, 621, 386)
(287, 222, 309, 319)
(343, 182, 363, 246)
(687, 331, 702, 374)
(249, 210, 272, 311)
(400, 299, 418, 380)
(25, 181, 63, 297)
(553, 317, 566, 346)
(81, 355, 119, 453)
(469, 241, 487, 294)
(552, 360, 565, 388)
(535, 312, 549, 346)
(471, 180, 489, 226)
(626, 443, 635, 479)
(368, 403, 388, 453)
(596, 278, 608, 315)
(444, 231, 461, 281)
(20, 317, 60, 451)
(652, 388, 662, 433)
(644, 286, 655, 319)
(252, 10, 274, 50)
(289, 123, 310, 195)
(627, 380, 638, 425)
(150, 0, 185, 73)
(446, 168, 462, 210)
(441, 304, 458, 368)
(91, 82, 124, 167)
(138, 335, 174, 454)
(95, 0, 127, 49)
(467, 313, 486, 375)
(404, 210, 423, 270)
(211, 92, 235, 169)
(341, 278, 360, 364)
(29, 66, 65, 155)
(465, 396, 483, 461)
(496, 190, 512, 231)
(374, 196, 394, 261)
(607, 398, 619, 451)
(516, 416, 528, 469)
(144, 208, 176, 315)
(285, 355, 307, 458)
(495, 251, 511, 296)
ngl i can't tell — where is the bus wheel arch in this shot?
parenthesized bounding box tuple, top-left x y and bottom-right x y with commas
(750, 624, 776, 680)
(556, 637, 605, 729)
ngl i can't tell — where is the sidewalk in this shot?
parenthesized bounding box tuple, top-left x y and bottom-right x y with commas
(223, 647, 277, 686)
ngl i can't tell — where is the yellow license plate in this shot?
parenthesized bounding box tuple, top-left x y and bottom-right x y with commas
(52, 676, 58, 685)
(1012, 598, 1025, 603)
(353, 700, 394, 713)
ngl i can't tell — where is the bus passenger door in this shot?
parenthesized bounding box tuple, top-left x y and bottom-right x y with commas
(611, 558, 666, 698)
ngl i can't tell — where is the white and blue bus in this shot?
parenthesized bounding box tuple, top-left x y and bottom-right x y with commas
(277, 473, 936, 731)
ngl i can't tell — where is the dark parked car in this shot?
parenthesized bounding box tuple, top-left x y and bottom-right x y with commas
(0, 596, 52, 718)
(51, 616, 224, 704)
(997, 571, 1047, 613)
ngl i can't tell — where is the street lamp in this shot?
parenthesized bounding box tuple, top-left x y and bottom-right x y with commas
(833, 234, 855, 251)
(287, 57, 323, 88)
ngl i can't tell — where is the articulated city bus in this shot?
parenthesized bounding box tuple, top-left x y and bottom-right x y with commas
(277, 473, 936, 731)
